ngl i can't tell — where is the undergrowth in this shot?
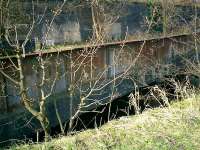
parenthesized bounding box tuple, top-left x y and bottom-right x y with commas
(8, 94, 200, 150)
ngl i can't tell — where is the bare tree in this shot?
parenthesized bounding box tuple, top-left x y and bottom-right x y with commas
(0, 0, 69, 141)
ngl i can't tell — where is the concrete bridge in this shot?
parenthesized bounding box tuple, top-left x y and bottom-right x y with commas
(0, 32, 198, 144)
(0, 0, 200, 145)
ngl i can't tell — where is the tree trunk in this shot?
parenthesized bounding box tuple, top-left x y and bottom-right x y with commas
(17, 54, 51, 141)
(54, 99, 65, 135)
(38, 113, 51, 141)
(91, 0, 103, 41)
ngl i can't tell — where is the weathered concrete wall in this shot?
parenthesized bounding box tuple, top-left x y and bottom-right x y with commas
(2, 1, 199, 53)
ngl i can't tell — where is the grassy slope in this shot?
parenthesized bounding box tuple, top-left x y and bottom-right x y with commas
(10, 96, 200, 150)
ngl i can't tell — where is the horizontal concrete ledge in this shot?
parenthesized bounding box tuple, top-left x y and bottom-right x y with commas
(0, 31, 198, 60)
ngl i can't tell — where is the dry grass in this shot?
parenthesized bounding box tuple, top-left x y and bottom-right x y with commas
(8, 94, 200, 150)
